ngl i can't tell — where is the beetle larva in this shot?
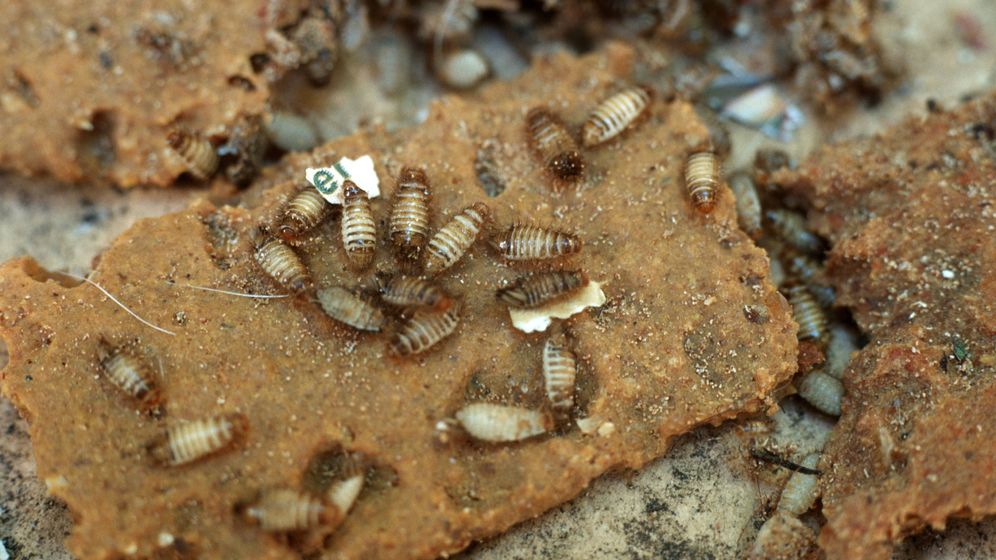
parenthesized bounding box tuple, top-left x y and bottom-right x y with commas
(454, 403, 551, 442)
(243, 488, 340, 532)
(776, 453, 821, 515)
(388, 302, 461, 357)
(389, 167, 432, 266)
(796, 369, 843, 416)
(788, 285, 828, 342)
(166, 129, 218, 180)
(728, 171, 762, 236)
(327, 474, 364, 513)
(685, 151, 719, 214)
(380, 275, 452, 311)
(281, 186, 331, 239)
(492, 224, 583, 261)
(97, 340, 160, 408)
(341, 180, 377, 269)
(826, 323, 860, 380)
(496, 270, 588, 309)
(787, 254, 835, 308)
(581, 86, 652, 147)
(543, 333, 577, 413)
(317, 287, 386, 332)
(766, 209, 823, 254)
(526, 107, 584, 186)
(255, 238, 311, 293)
(150, 413, 248, 466)
(424, 202, 490, 275)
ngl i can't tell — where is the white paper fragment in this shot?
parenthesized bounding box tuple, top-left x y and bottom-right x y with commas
(509, 281, 606, 333)
(305, 155, 380, 204)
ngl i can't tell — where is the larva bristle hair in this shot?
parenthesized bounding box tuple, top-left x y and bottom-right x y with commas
(454, 403, 551, 443)
(581, 85, 653, 148)
(341, 181, 377, 270)
(776, 453, 821, 516)
(492, 223, 583, 262)
(389, 167, 432, 268)
(796, 369, 843, 416)
(526, 107, 584, 187)
(150, 413, 249, 466)
(543, 333, 577, 413)
(280, 186, 331, 240)
(317, 287, 386, 332)
(388, 301, 462, 357)
(685, 151, 719, 214)
(255, 238, 312, 293)
(166, 128, 218, 180)
(424, 202, 491, 275)
(380, 275, 452, 311)
(243, 488, 341, 532)
(496, 270, 588, 309)
(766, 209, 824, 255)
(97, 339, 161, 409)
(788, 285, 828, 342)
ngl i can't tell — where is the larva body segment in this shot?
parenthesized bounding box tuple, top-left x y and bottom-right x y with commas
(788, 285, 828, 342)
(97, 341, 161, 408)
(492, 224, 582, 261)
(341, 181, 377, 269)
(543, 334, 577, 413)
(766, 209, 824, 254)
(150, 413, 248, 466)
(255, 238, 312, 293)
(281, 186, 331, 239)
(826, 324, 860, 380)
(425, 202, 490, 275)
(317, 287, 386, 332)
(526, 107, 584, 186)
(388, 302, 461, 357)
(380, 276, 452, 311)
(788, 254, 836, 308)
(496, 270, 588, 309)
(244, 488, 341, 532)
(796, 369, 843, 416)
(685, 151, 719, 214)
(167, 129, 218, 180)
(327, 474, 364, 513)
(581, 85, 652, 147)
(776, 453, 821, 515)
(728, 172, 762, 236)
(389, 167, 431, 266)
(455, 403, 551, 442)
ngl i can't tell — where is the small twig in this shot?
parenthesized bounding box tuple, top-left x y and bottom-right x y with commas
(178, 283, 290, 299)
(63, 272, 176, 337)
(750, 448, 822, 476)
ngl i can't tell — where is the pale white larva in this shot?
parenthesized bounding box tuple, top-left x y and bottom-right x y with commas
(243, 488, 340, 532)
(776, 453, 821, 516)
(150, 413, 248, 466)
(826, 323, 860, 380)
(796, 369, 843, 416)
(728, 171, 762, 237)
(454, 403, 551, 442)
(327, 474, 365, 514)
(581, 85, 652, 147)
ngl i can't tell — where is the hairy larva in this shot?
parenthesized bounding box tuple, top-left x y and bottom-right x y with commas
(388, 302, 461, 357)
(496, 270, 588, 309)
(281, 186, 331, 239)
(728, 171, 762, 236)
(255, 238, 312, 293)
(341, 181, 377, 269)
(150, 413, 248, 466)
(425, 202, 490, 275)
(317, 287, 386, 332)
(776, 453, 821, 515)
(380, 275, 452, 311)
(526, 107, 584, 186)
(167, 129, 218, 180)
(787, 254, 836, 308)
(581, 85, 652, 147)
(455, 403, 551, 442)
(389, 167, 432, 266)
(97, 339, 161, 408)
(788, 285, 828, 342)
(222, 115, 267, 186)
(766, 209, 823, 254)
(327, 474, 364, 514)
(796, 369, 843, 416)
(685, 151, 719, 214)
(492, 224, 583, 261)
(543, 333, 577, 412)
(243, 488, 340, 532)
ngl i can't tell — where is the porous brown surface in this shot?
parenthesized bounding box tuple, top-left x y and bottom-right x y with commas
(0, 46, 797, 559)
(775, 93, 996, 560)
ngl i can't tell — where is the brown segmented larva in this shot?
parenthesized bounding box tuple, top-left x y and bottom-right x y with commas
(280, 186, 331, 239)
(317, 287, 386, 332)
(388, 302, 461, 357)
(776, 453, 821, 515)
(543, 333, 577, 413)
(166, 129, 218, 180)
(685, 151, 719, 214)
(496, 270, 588, 309)
(255, 238, 311, 293)
(424, 202, 490, 275)
(526, 107, 584, 186)
(766, 209, 824, 254)
(796, 369, 843, 416)
(341, 181, 377, 269)
(492, 224, 583, 261)
(243, 488, 341, 532)
(581, 85, 653, 147)
(150, 413, 248, 466)
(97, 340, 161, 409)
(380, 275, 452, 311)
(389, 167, 431, 265)
(454, 403, 552, 442)
(788, 285, 828, 342)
